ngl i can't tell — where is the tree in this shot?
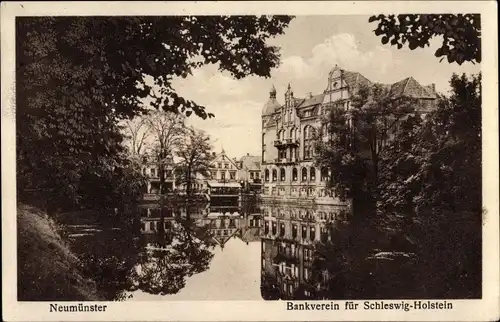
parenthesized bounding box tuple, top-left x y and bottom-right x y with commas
(175, 127, 214, 219)
(124, 117, 150, 157)
(131, 216, 215, 296)
(16, 15, 294, 212)
(145, 110, 186, 240)
(369, 14, 481, 65)
(377, 73, 482, 298)
(314, 83, 416, 218)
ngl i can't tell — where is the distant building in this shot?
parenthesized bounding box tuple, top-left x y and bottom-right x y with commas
(238, 153, 262, 192)
(141, 156, 176, 194)
(208, 149, 241, 182)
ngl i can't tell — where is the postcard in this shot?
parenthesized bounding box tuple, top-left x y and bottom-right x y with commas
(1, 1, 499, 321)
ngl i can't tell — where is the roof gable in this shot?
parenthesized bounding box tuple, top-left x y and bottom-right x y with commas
(210, 153, 239, 169)
(240, 155, 261, 171)
(390, 77, 436, 99)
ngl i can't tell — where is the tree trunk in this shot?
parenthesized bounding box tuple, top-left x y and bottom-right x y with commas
(158, 146, 166, 246)
(185, 167, 192, 220)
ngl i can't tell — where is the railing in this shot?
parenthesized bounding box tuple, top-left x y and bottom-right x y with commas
(274, 139, 299, 148)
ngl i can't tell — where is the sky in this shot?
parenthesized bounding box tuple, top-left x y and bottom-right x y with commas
(171, 15, 480, 159)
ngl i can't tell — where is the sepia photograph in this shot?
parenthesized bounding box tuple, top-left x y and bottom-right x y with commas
(1, 1, 498, 321)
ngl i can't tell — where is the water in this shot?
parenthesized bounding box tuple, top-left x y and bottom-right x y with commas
(64, 198, 416, 301)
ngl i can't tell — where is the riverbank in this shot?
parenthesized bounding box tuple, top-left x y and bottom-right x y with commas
(17, 203, 101, 301)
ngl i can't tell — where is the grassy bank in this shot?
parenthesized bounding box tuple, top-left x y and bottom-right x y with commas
(17, 203, 101, 301)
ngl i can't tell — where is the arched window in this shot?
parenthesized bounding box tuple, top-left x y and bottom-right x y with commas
(304, 126, 310, 139)
(310, 167, 316, 181)
(289, 128, 294, 139)
(321, 167, 328, 181)
(301, 168, 308, 181)
(265, 169, 270, 182)
(292, 168, 298, 181)
(272, 169, 277, 182)
(279, 130, 285, 140)
(280, 168, 286, 181)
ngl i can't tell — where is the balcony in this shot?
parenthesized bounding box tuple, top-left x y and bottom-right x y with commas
(275, 158, 297, 165)
(273, 138, 299, 148)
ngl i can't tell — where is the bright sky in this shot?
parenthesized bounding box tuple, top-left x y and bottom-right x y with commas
(171, 15, 480, 159)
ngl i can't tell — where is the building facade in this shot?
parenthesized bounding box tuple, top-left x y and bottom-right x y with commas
(238, 153, 262, 192)
(208, 150, 241, 182)
(261, 65, 437, 204)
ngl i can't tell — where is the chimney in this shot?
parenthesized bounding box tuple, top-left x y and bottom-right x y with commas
(247, 153, 249, 156)
(308, 92, 313, 99)
(431, 83, 436, 92)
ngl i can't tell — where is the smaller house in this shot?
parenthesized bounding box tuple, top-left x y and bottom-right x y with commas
(239, 153, 262, 193)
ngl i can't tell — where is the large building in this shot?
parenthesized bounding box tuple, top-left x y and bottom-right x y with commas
(259, 65, 438, 300)
(260, 65, 437, 204)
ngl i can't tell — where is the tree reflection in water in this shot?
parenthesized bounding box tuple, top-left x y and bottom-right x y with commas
(131, 211, 216, 296)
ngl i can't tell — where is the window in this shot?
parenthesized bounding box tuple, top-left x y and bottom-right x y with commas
(250, 172, 254, 179)
(310, 227, 316, 241)
(310, 167, 316, 181)
(280, 223, 285, 237)
(321, 167, 328, 181)
(150, 168, 156, 177)
(230, 171, 236, 180)
(211, 171, 217, 178)
(265, 222, 269, 235)
(272, 169, 277, 182)
(218, 163, 222, 168)
(302, 168, 308, 181)
(279, 149, 286, 159)
(292, 168, 298, 181)
(280, 168, 286, 181)
(289, 128, 294, 139)
(265, 169, 270, 181)
(224, 163, 229, 169)
(255, 172, 260, 179)
(272, 222, 277, 235)
(221, 173, 225, 181)
(292, 225, 298, 238)
(302, 226, 307, 239)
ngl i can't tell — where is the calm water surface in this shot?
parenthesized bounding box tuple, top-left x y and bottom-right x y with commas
(130, 238, 262, 301)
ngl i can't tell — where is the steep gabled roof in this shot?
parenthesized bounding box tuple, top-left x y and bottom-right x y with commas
(240, 155, 260, 171)
(343, 71, 373, 90)
(390, 77, 436, 99)
(297, 93, 325, 108)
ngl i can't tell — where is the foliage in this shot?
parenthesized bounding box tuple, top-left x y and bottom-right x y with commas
(369, 14, 481, 65)
(16, 15, 293, 212)
(314, 83, 416, 216)
(123, 117, 150, 157)
(175, 127, 214, 207)
(377, 73, 482, 298)
(313, 73, 481, 298)
(131, 218, 215, 296)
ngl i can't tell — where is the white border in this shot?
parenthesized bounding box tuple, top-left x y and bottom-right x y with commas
(2, 1, 499, 321)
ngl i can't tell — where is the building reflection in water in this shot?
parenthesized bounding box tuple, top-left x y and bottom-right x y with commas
(260, 201, 349, 300)
(135, 190, 353, 300)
